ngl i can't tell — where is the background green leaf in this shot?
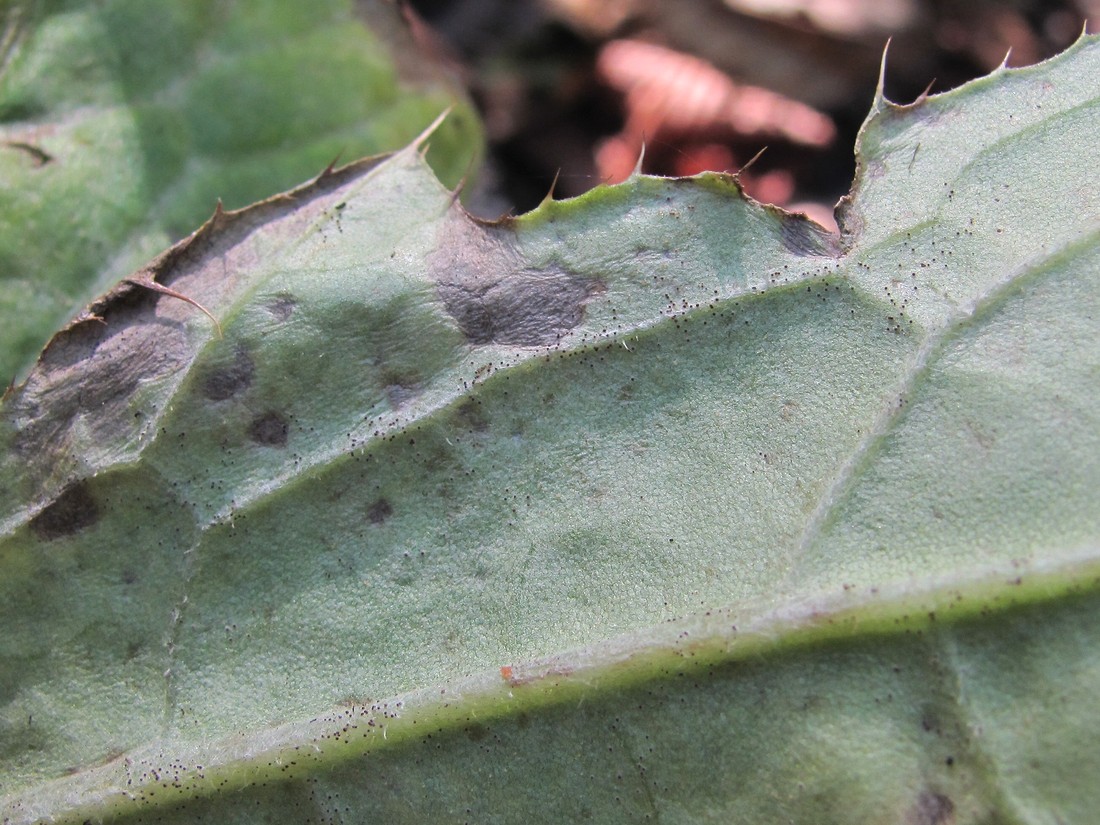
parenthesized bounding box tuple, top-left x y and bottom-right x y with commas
(0, 0, 482, 383)
(1, 27, 1098, 825)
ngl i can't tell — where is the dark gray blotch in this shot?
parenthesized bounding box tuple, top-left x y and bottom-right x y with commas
(384, 383, 419, 409)
(431, 215, 603, 347)
(248, 412, 288, 447)
(29, 480, 100, 541)
(438, 273, 599, 346)
(779, 213, 842, 257)
(367, 498, 392, 524)
(13, 289, 185, 483)
(456, 399, 489, 432)
(265, 293, 297, 322)
(201, 347, 255, 401)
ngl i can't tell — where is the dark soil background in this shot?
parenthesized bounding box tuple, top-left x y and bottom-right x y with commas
(404, 0, 1096, 227)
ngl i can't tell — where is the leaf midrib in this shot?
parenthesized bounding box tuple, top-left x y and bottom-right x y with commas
(6, 541, 1099, 825)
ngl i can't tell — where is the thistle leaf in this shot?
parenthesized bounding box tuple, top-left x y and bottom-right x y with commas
(2, 31, 1098, 825)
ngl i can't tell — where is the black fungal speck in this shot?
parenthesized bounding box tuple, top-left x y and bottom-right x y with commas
(367, 498, 393, 524)
(30, 481, 100, 540)
(248, 412, 289, 447)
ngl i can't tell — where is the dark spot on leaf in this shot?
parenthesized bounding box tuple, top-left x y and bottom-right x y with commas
(438, 273, 602, 346)
(248, 412, 288, 447)
(10, 274, 194, 502)
(908, 792, 954, 825)
(265, 293, 297, 322)
(369, 359, 422, 409)
(456, 399, 489, 432)
(384, 379, 420, 409)
(439, 275, 598, 345)
(466, 723, 488, 742)
(367, 498, 393, 524)
(121, 569, 138, 585)
(16, 286, 170, 435)
(431, 214, 603, 346)
(778, 212, 842, 257)
(200, 347, 254, 401)
(29, 481, 99, 540)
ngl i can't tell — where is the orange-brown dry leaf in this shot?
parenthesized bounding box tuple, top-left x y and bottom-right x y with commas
(597, 39, 835, 146)
(594, 39, 835, 186)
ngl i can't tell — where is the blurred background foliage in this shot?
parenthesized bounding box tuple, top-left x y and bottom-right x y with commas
(0, 0, 482, 383)
(404, 0, 1097, 228)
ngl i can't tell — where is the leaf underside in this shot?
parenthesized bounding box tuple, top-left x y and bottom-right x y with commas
(2, 31, 1099, 825)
